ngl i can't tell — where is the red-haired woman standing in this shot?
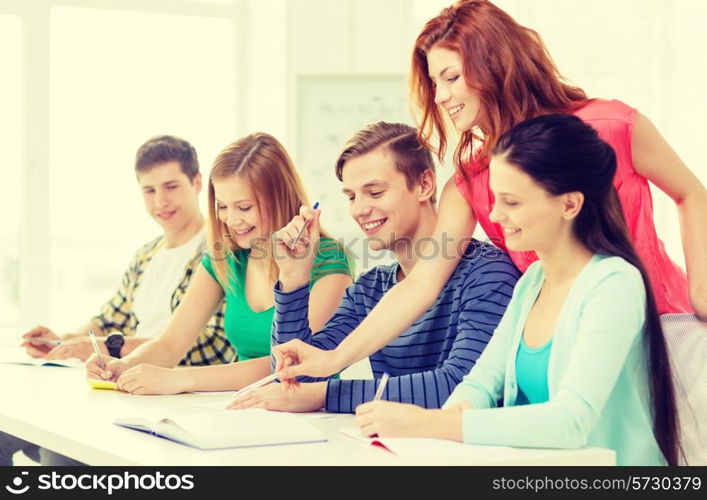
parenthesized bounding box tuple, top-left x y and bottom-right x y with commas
(273, 0, 707, 383)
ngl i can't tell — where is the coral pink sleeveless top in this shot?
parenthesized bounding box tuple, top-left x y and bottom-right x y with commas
(455, 99, 692, 314)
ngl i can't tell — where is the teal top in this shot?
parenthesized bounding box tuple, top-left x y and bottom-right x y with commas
(445, 254, 665, 465)
(515, 336, 552, 405)
(201, 237, 353, 361)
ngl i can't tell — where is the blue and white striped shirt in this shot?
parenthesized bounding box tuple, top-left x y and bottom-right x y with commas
(272, 240, 520, 413)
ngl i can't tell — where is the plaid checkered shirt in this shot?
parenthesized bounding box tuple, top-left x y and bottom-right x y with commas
(92, 235, 236, 365)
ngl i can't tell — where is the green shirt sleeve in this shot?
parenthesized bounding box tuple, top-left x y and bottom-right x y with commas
(201, 253, 217, 281)
(310, 237, 355, 288)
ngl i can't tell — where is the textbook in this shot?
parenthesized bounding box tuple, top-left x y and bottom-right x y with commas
(114, 409, 327, 450)
(0, 346, 83, 368)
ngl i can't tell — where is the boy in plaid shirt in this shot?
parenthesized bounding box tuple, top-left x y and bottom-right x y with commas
(2, 136, 234, 466)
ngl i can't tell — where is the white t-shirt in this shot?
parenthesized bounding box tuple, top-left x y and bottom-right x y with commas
(132, 230, 205, 338)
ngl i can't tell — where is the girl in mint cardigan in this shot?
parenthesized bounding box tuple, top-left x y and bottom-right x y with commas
(354, 115, 679, 466)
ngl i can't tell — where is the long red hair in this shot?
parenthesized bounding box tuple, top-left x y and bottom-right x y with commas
(411, 0, 589, 180)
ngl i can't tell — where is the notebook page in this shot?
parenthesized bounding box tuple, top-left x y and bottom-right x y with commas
(341, 426, 520, 457)
(0, 346, 83, 368)
(116, 409, 326, 449)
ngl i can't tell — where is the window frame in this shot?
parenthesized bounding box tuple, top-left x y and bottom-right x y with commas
(1, 0, 243, 327)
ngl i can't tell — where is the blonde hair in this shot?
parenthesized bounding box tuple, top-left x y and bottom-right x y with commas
(207, 133, 339, 291)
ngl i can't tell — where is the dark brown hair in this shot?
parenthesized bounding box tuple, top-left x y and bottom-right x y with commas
(493, 114, 679, 465)
(135, 135, 200, 182)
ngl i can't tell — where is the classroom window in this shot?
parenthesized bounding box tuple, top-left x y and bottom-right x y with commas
(48, 6, 237, 327)
(0, 15, 23, 326)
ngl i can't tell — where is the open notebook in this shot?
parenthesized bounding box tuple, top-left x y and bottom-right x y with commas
(341, 426, 523, 459)
(114, 409, 327, 450)
(0, 346, 83, 368)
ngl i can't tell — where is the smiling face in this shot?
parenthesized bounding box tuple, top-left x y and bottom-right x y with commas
(341, 147, 427, 252)
(137, 160, 202, 234)
(212, 174, 267, 249)
(426, 44, 482, 133)
(488, 155, 570, 254)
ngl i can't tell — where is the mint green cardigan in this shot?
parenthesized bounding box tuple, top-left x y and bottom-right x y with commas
(445, 254, 666, 465)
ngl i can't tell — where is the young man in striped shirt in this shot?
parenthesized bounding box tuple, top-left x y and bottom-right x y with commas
(231, 122, 520, 413)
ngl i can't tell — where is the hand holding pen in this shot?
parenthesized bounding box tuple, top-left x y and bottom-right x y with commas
(85, 353, 126, 382)
(355, 373, 445, 438)
(272, 203, 321, 291)
(226, 373, 279, 409)
(21, 325, 62, 358)
(290, 202, 319, 249)
(278, 202, 320, 252)
(353, 373, 396, 437)
(87, 330, 106, 371)
(82, 331, 121, 390)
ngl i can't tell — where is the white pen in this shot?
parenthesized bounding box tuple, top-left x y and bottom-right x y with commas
(373, 372, 390, 401)
(232, 372, 279, 400)
(28, 338, 62, 346)
(87, 330, 106, 371)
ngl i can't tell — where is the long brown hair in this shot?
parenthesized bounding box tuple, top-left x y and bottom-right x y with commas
(411, 0, 588, 180)
(207, 133, 338, 291)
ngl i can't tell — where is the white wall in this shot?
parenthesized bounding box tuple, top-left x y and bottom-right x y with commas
(258, 0, 706, 268)
(1, 0, 706, 328)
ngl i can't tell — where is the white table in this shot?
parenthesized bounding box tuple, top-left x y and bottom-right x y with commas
(0, 365, 615, 466)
